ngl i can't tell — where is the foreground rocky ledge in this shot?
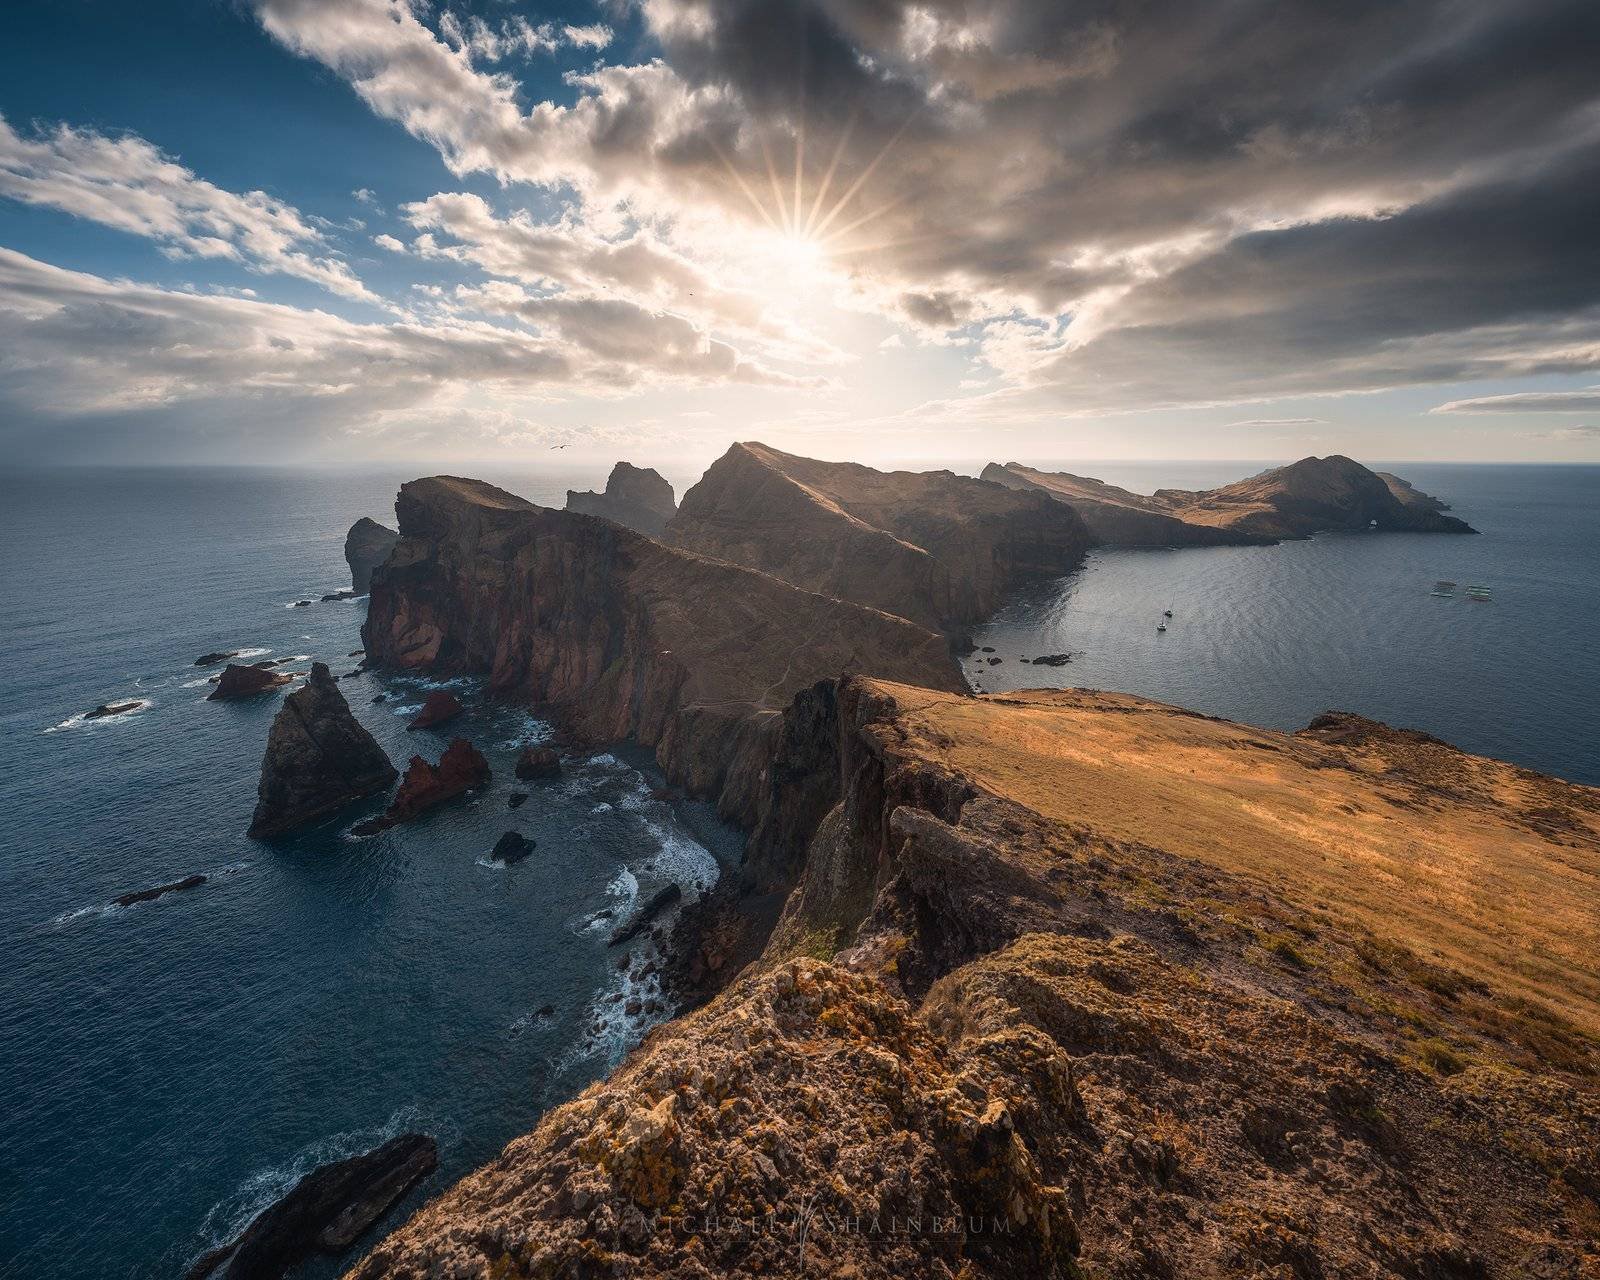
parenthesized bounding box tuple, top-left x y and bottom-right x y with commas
(352, 680, 1599, 1280)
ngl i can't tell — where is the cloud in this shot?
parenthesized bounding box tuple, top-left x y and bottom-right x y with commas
(0, 114, 377, 303)
(0, 246, 819, 459)
(1227, 417, 1327, 426)
(249, 0, 1600, 413)
(1431, 387, 1600, 413)
(1525, 424, 1600, 441)
(373, 232, 406, 252)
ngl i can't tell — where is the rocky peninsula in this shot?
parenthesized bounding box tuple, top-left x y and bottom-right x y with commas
(983, 455, 1476, 545)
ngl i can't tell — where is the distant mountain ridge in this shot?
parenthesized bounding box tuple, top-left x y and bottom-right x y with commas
(982, 454, 1475, 545)
(667, 441, 1094, 631)
(565, 461, 677, 538)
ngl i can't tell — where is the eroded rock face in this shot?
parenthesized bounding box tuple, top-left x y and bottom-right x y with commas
(210, 663, 295, 701)
(565, 462, 677, 538)
(985, 455, 1475, 545)
(248, 663, 397, 838)
(666, 442, 1094, 631)
(357, 678, 1600, 1280)
(345, 517, 399, 594)
(361, 475, 962, 826)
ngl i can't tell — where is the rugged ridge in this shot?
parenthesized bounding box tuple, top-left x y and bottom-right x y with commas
(985, 455, 1475, 544)
(354, 680, 1599, 1280)
(666, 442, 1094, 632)
(345, 517, 400, 594)
(361, 476, 964, 827)
(565, 461, 677, 538)
(249, 663, 397, 838)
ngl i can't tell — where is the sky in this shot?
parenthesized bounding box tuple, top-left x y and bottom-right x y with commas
(1, 0, 1598, 472)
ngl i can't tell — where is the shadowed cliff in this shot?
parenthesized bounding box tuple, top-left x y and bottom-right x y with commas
(667, 442, 1094, 632)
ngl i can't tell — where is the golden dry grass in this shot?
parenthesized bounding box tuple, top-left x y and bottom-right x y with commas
(865, 682, 1600, 1036)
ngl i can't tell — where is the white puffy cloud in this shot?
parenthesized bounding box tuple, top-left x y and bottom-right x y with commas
(0, 114, 376, 304)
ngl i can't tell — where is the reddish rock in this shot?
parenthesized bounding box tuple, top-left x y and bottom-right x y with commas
(209, 663, 294, 701)
(407, 691, 463, 731)
(355, 739, 490, 833)
(514, 745, 561, 780)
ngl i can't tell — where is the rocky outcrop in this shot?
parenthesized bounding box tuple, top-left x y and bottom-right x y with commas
(357, 679, 1600, 1280)
(188, 1133, 435, 1279)
(114, 874, 206, 908)
(194, 650, 239, 667)
(209, 663, 295, 701)
(248, 663, 397, 838)
(489, 831, 535, 865)
(666, 442, 1093, 632)
(84, 700, 144, 719)
(565, 462, 677, 538)
(362, 475, 963, 826)
(514, 745, 561, 780)
(608, 883, 682, 946)
(986, 455, 1475, 544)
(353, 739, 490, 834)
(345, 517, 400, 594)
(406, 690, 462, 731)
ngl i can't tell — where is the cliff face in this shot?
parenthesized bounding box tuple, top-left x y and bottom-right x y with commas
(354, 680, 1599, 1280)
(345, 517, 399, 594)
(361, 476, 964, 824)
(565, 462, 677, 538)
(667, 443, 1094, 632)
(987, 456, 1475, 544)
(249, 663, 397, 838)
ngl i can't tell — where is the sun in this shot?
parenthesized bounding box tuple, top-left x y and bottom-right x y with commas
(768, 228, 826, 273)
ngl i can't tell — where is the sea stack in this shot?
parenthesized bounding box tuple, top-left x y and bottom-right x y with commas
(345, 517, 399, 594)
(564, 462, 677, 538)
(209, 663, 295, 701)
(248, 663, 398, 838)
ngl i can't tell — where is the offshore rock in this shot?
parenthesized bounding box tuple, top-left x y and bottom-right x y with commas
(209, 663, 294, 701)
(565, 461, 677, 538)
(406, 690, 462, 731)
(187, 1133, 436, 1279)
(345, 517, 399, 594)
(489, 831, 535, 865)
(248, 664, 397, 838)
(113, 874, 206, 908)
(353, 739, 490, 834)
(514, 745, 561, 780)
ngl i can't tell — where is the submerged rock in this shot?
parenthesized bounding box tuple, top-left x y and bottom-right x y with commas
(248, 664, 398, 839)
(345, 517, 399, 594)
(514, 745, 561, 780)
(83, 701, 143, 720)
(353, 739, 490, 834)
(209, 664, 294, 701)
(186, 1133, 436, 1280)
(608, 883, 682, 947)
(113, 873, 205, 908)
(1031, 652, 1072, 666)
(407, 690, 462, 731)
(489, 831, 535, 865)
(507, 791, 529, 809)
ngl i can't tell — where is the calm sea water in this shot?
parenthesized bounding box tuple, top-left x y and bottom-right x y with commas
(0, 467, 736, 1279)
(969, 463, 1600, 786)
(1, 462, 1594, 1277)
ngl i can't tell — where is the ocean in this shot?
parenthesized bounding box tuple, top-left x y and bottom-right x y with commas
(969, 462, 1600, 787)
(0, 466, 737, 1279)
(0, 460, 1594, 1277)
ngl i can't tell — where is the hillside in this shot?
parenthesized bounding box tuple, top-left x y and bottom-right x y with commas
(667, 442, 1093, 632)
(352, 679, 1599, 1280)
(985, 456, 1475, 545)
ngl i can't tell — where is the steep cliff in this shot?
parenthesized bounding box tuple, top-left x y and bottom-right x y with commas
(354, 680, 1599, 1280)
(565, 462, 677, 538)
(667, 443, 1094, 632)
(345, 517, 399, 594)
(986, 456, 1475, 544)
(361, 476, 964, 825)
